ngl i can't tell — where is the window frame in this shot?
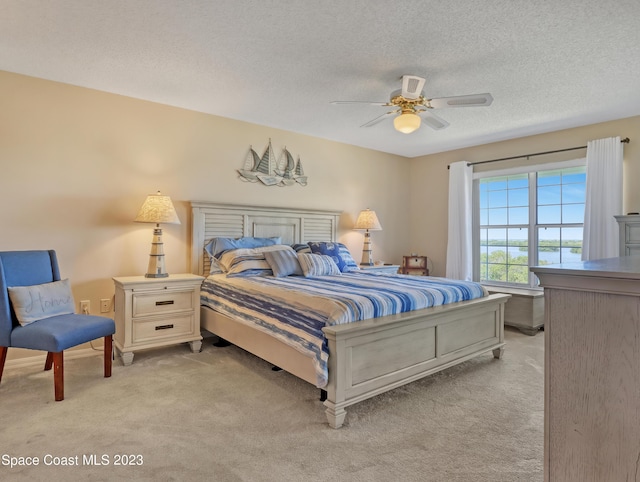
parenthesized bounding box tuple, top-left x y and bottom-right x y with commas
(472, 158, 586, 289)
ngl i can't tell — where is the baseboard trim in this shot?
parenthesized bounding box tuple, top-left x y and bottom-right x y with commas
(5, 347, 103, 370)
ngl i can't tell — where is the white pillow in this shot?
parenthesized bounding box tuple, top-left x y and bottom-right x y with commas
(8, 278, 75, 326)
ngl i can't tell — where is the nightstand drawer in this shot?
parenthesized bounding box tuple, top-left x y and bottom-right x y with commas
(132, 290, 194, 317)
(132, 314, 194, 343)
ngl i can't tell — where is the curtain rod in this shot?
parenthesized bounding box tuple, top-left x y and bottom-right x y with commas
(464, 137, 630, 168)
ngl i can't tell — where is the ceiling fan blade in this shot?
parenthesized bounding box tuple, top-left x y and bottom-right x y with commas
(418, 110, 450, 130)
(331, 100, 389, 106)
(360, 111, 398, 128)
(401, 75, 426, 100)
(429, 93, 493, 109)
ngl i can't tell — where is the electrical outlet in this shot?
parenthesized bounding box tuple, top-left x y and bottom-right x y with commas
(100, 298, 111, 313)
(80, 300, 90, 314)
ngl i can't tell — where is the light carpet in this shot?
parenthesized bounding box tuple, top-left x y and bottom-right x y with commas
(0, 327, 543, 482)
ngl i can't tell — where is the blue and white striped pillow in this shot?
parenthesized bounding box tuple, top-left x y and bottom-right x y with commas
(205, 236, 282, 274)
(337, 244, 360, 272)
(218, 246, 291, 277)
(264, 247, 303, 277)
(297, 253, 341, 277)
(291, 243, 312, 254)
(205, 236, 282, 258)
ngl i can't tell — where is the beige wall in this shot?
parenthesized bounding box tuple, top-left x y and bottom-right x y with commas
(0, 71, 410, 361)
(3, 69, 638, 362)
(409, 115, 640, 276)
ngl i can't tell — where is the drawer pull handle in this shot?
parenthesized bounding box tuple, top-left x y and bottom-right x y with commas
(155, 324, 174, 331)
(155, 300, 174, 306)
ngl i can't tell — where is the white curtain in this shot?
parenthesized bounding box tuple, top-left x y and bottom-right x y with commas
(446, 161, 473, 280)
(582, 136, 623, 260)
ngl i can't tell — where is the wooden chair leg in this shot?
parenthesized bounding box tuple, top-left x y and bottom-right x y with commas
(45, 352, 53, 371)
(53, 352, 63, 401)
(104, 335, 112, 378)
(0, 346, 7, 383)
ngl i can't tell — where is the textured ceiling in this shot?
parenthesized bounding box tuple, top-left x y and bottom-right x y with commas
(3, 0, 640, 157)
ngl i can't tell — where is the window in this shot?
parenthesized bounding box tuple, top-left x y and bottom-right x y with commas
(474, 162, 586, 288)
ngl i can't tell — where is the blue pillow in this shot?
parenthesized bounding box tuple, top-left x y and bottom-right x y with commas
(307, 242, 359, 272)
(336, 244, 360, 272)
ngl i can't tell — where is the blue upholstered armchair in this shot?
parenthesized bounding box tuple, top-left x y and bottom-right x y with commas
(0, 250, 115, 401)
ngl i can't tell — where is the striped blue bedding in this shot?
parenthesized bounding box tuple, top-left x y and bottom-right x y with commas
(200, 271, 488, 388)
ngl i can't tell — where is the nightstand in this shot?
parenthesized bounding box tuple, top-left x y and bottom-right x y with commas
(359, 264, 400, 274)
(113, 273, 204, 365)
(400, 255, 429, 276)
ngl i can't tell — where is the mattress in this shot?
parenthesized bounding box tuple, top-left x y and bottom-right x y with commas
(200, 271, 487, 387)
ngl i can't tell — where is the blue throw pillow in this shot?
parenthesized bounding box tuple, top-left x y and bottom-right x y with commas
(337, 244, 360, 272)
(307, 242, 342, 270)
(308, 242, 359, 272)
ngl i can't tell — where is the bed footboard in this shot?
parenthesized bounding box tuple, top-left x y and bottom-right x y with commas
(322, 293, 509, 429)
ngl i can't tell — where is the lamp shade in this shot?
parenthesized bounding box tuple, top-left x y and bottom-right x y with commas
(354, 209, 382, 231)
(134, 191, 180, 225)
(393, 112, 421, 134)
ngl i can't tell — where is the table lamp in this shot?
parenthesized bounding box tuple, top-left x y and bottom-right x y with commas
(134, 191, 181, 278)
(354, 208, 382, 266)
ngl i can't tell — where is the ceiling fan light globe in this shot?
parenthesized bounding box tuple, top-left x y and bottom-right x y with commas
(393, 112, 421, 134)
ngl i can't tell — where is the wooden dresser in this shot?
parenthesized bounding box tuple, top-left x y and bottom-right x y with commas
(531, 258, 640, 482)
(615, 214, 640, 255)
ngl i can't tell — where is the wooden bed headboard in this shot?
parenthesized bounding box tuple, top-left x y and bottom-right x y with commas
(190, 202, 341, 276)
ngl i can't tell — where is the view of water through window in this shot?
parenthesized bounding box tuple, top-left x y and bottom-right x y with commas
(477, 165, 586, 287)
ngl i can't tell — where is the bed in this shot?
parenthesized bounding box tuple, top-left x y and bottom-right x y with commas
(191, 202, 509, 428)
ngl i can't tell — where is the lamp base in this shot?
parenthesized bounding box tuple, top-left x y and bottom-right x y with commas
(145, 227, 170, 278)
(360, 230, 374, 266)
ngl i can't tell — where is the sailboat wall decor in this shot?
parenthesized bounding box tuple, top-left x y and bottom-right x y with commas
(238, 139, 308, 187)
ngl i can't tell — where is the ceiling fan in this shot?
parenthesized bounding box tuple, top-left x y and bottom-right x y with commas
(331, 75, 493, 134)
